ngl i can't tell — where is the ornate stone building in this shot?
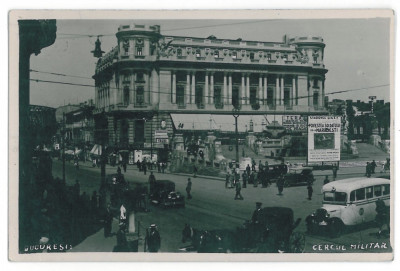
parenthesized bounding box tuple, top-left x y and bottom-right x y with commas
(93, 23, 328, 149)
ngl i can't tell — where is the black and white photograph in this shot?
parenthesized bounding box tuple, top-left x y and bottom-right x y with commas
(8, 9, 394, 262)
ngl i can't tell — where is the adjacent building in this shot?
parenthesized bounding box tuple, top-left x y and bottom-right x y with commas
(92, 23, 328, 152)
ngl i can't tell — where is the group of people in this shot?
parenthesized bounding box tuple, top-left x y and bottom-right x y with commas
(137, 158, 168, 176)
(365, 158, 390, 177)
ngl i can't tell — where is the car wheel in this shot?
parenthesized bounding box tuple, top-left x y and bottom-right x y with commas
(327, 218, 344, 238)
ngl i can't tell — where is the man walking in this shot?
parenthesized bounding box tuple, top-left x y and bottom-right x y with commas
(186, 178, 192, 199)
(307, 182, 313, 200)
(234, 179, 244, 200)
(277, 174, 285, 195)
(332, 165, 338, 181)
(103, 203, 113, 238)
(242, 171, 248, 188)
(371, 160, 377, 174)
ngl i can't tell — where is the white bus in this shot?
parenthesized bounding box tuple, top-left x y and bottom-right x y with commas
(306, 177, 390, 237)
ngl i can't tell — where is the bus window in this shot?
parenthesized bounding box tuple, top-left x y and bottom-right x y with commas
(366, 186, 373, 199)
(383, 184, 390, 195)
(355, 188, 365, 201)
(350, 191, 355, 202)
(374, 185, 382, 197)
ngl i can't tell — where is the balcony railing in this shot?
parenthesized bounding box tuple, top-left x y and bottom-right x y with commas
(268, 60, 277, 64)
(215, 103, 224, 109)
(135, 55, 145, 59)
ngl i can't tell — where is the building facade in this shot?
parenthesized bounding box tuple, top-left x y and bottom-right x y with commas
(93, 23, 328, 150)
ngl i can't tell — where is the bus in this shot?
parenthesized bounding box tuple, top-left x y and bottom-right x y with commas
(306, 177, 390, 237)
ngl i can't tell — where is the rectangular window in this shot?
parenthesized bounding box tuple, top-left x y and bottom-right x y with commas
(383, 184, 390, 195)
(176, 85, 185, 106)
(267, 53, 272, 60)
(313, 92, 319, 106)
(136, 47, 143, 56)
(355, 188, 366, 201)
(232, 51, 237, 59)
(366, 186, 373, 199)
(250, 52, 254, 60)
(374, 185, 382, 197)
(214, 50, 219, 58)
(136, 86, 144, 104)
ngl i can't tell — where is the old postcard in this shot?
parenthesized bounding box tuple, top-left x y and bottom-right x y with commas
(8, 9, 394, 261)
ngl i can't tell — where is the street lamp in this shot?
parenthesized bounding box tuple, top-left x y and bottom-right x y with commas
(232, 106, 241, 165)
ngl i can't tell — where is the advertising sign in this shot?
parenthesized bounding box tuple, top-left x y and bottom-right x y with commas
(308, 116, 341, 162)
(282, 115, 307, 132)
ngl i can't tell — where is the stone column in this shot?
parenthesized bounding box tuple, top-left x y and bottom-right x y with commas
(191, 72, 196, 104)
(292, 76, 296, 106)
(228, 73, 232, 105)
(318, 79, 323, 107)
(210, 73, 214, 104)
(246, 74, 250, 105)
(275, 75, 280, 106)
(172, 71, 176, 104)
(258, 75, 263, 104)
(241, 74, 245, 105)
(223, 73, 227, 104)
(186, 73, 190, 104)
(263, 76, 268, 105)
(280, 76, 284, 106)
(308, 78, 313, 106)
(205, 73, 209, 104)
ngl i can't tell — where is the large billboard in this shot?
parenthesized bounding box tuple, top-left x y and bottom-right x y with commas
(308, 116, 341, 162)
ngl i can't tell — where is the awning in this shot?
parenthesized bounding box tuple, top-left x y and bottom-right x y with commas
(171, 114, 269, 133)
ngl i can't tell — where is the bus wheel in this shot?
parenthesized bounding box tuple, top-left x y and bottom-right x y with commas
(327, 218, 344, 238)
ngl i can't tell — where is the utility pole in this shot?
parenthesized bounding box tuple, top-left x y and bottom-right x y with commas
(232, 106, 240, 164)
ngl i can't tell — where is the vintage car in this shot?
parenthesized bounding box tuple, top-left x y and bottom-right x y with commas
(306, 177, 390, 238)
(283, 167, 315, 187)
(150, 180, 185, 208)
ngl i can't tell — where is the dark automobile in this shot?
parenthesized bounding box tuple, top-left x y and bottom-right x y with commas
(150, 180, 185, 208)
(283, 167, 315, 187)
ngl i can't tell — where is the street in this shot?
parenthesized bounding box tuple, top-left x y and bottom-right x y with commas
(52, 159, 391, 253)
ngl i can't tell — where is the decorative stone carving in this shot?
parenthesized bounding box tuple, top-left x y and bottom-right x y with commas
(296, 49, 309, 64)
(156, 38, 174, 58)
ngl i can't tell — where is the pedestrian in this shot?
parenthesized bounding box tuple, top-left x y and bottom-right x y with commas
(157, 162, 161, 173)
(365, 162, 371, 178)
(242, 171, 248, 188)
(186, 178, 192, 199)
(143, 162, 147, 175)
(119, 203, 127, 227)
(332, 165, 338, 181)
(234, 179, 244, 200)
(122, 162, 127, 173)
(324, 175, 330, 185)
(251, 171, 257, 187)
(277, 174, 285, 195)
(375, 199, 390, 238)
(74, 155, 79, 170)
(251, 202, 262, 224)
(234, 171, 240, 185)
(258, 160, 263, 171)
(371, 160, 377, 174)
(252, 159, 256, 171)
(307, 182, 313, 200)
(246, 164, 251, 176)
(225, 173, 230, 189)
(114, 223, 129, 252)
(137, 159, 141, 171)
(193, 165, 198, 178)
(161, 163, 166, 173)
(103, 203, 113, 238)
(229, 173, 235, 188)
(146, 224, 161, 252)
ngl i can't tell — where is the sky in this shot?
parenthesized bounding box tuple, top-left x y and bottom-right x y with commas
(29, 18, 391, 108)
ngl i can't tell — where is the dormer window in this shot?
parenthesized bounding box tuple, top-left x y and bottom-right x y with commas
(177, 48, 182, 56)
(196, 49, 201, 57)
(250, 52, 255, 60)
